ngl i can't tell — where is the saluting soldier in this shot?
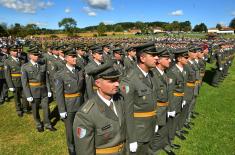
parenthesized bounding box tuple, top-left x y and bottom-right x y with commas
(4, 45, 29, 117)
(21, 47, 56, 132)
(73, 66, 126, 155)
(120, 42, 158, 155)
(54, 49, 85, 155)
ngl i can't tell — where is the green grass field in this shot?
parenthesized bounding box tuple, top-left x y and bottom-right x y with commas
(0, 62, 235, 155)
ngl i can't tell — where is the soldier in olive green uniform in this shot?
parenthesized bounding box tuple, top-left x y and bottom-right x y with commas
(184, 47, 199, 129)
(0, 46, 9, 104)
(211, 44, 224, 87)
(102, 44, 112, 63)
(113, 47, 126, 77)
(120, 43, 158, 155)
(73, 66, 126, 155)
(123, 47, 136, 73)
(166, 48, 189, 144)
(150, 47, 178, 154)
(85, 47, 114, 100)
(21, 48, 55, 132)
(55, 49, 85, 155)
(4, 45, 29, 117)
(75, 45, 88, 70)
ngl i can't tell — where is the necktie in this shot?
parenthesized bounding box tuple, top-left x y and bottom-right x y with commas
(72, 68, 75, 74)
(146, 74, 153, 88)
(109, 101, 117, 116)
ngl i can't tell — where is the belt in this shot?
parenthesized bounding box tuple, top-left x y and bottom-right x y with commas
(0, 67, 3, 70)
(64, 93, 81, 98)
(173, 92, 184, 97)
(186, 82, 195, 87)
(96, 143, 124, 154)
(134, 111, 156, 118)
(11, 73, 22, 77)
(29, 82, 42, 87)
(157, 102, 169, 107)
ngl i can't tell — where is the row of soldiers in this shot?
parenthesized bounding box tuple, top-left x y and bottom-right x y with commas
(0, 38, 234, 155)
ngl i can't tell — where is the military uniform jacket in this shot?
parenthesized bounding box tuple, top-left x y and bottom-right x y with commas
(73, 93, 126, 155)
(55, 66, 85, 113)
(85, 60, 112, 99)
(215, 50, 224, 69)
(21, 62, 50, 99)
(76, 55, 87, 70)
(102, 52, 112, 64)
(113, 61, 126, 78)
(152, 68, 169, 126)
(166, 65, 187, 113)
(123, 57, 136, 73)
(4, 56, 23, 88)
(120, 66, 157, 143)
(184, 62, 196, 101)
(0, 53, 8, 79)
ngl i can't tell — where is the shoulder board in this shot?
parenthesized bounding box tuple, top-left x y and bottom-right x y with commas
(81, 100, 95, 114)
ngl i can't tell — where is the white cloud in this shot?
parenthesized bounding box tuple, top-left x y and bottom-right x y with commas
(65, 8, 71, 13)
(83, 6, 97, 16)
(232, 11, 235, 16)
(84, 0, 112, 10)
(170, 10, 183, 16)
(0, 0, 54, 14)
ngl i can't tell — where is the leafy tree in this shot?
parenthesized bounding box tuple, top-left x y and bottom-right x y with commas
(229, 18, 235, 29)
(114, 25, 124, 32)
(97, 22, 107, 36)
(58, 18, 77, 36)
(216, 24, 222, 30)
(193, 23, 207, 32)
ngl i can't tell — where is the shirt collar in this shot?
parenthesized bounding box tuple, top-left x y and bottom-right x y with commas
(128, 56, 133, 61)
(30, 60, 37, 66)
(59, 55, 65, 61)
(53, 55, 58, 58)
(156, 67, 164, 75)
(137, 65, 148, 77)
(11, 56, 18, 62)
(66, 64, 75, 73)
(94, 59, 101, 66)
(97, 91, 113, 107)
(176, 64, 183, 72)
(195, 59, 199, 63)
(188, 60, 194, 64)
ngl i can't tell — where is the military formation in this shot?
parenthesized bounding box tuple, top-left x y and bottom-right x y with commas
(0, 36, 235, 155)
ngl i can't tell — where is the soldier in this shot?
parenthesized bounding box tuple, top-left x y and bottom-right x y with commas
(166, 48, 189, 147)
(184, 46, 199, 129)
(21, 48, 55, 132)
(4, 45, 30, 117)
(150, 47, 179, 155)
(85, 47, 114, 99)
(102, 44, 112, 63)
(123, 46, 136, 73)
(75, 45, 87, 70)
(120, 42, 158, 155)
(211, 44, 224, 87)
(54, 49, 85, 155)
(112, 47, 126, 77)
(0, 45, 9, 104)
(73, 66, 126, 155)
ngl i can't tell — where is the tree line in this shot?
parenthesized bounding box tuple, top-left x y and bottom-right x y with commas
(1, 17, 235, 37)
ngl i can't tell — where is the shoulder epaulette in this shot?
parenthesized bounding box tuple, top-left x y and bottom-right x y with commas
(81, 100, 95, 114)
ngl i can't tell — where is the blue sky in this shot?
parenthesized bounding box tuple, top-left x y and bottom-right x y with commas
(0, 0, 234, 29)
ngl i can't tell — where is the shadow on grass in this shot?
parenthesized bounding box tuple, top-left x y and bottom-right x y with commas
(203, 69, 216, 86)
(49, 105, 60, 127)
